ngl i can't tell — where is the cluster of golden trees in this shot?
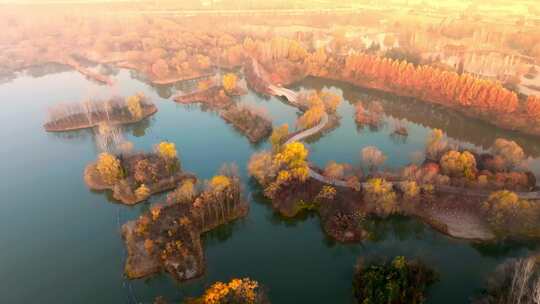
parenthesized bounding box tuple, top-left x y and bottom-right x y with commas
(482, 190, 539, 237)
(96, 152, 123, 185)
(186, 278, 262, 304)
(296, 91, 341, 129)
(248, 139, 310, 199)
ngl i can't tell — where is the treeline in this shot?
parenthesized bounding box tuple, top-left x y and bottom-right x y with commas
(341, 53, 521, 116)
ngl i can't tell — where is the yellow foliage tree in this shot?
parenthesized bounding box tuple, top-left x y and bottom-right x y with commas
(440, 150, 477, 179)
(426, 129, 447, 160)
(155, 141, 177, 160)
(365, 178, 397, 215)
(482, 190, 536, 235)
(273, 142, 309, 183)
(209, 175, 232, 192)
(222, 73, 237, 94)
(297, 104, 325, 129)
(399, 181, 420, 199)
(197, 278, 260, 304)
(169, 179, 197, 204)
(269, 124, 289, 152)
(126, 94, 143, 118)
(96, 152, 123, 185)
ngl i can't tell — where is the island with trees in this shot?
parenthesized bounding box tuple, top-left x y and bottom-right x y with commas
(175, 73, 272, 143)
(249, 109, 540, 242)
(44, 93, 156, 132)
(84, 141, 195, 205)
(353, 256, 437, 304)
(122, 164, 248, 281)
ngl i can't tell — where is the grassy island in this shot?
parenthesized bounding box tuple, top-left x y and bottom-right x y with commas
(84, 141, 194, 205)
(122, 165, 248, 281)
(44, 93, 156, 132)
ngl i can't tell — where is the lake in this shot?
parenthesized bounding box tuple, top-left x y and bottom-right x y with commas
(0, 66, 539, 303)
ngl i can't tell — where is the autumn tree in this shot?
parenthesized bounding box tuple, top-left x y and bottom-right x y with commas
(361, 146, 387, 172)
(482, 190, 537, 236)
(320, 91, 342, 113)
(222, 73, 237, 95)
(324, 161, 345, 180)
(364, 178, 398, 216)
(426, 129, 447, 160)
(273, 142, 309, 184)
(155, 141, 177, 160)
(398, 181, 420, 200)
(168, 179, 197, 204)
(96, 152, 123, 185)
(297, 104, 325, 129)
(491, 138, 525, 169)
(440, 150, 477, 179)
(269, 124, 289, 152)
(126, 94, 143, 118)
(247, 151, 277, 186)
(134, 159, 153, 184)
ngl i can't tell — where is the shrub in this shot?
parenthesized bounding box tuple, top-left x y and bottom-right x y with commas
(135, 183, 151, 200)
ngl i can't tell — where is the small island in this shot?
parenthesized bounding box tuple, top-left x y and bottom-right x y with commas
(220, 104, 272, 143)
(44, 93, 157, 132)
(175, 73, 272, 143)
(122, 165, 248, 281)
(84, 141, 194, 205)
(353, 256, 437, 304)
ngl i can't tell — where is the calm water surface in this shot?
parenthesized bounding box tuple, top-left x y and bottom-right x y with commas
(0, 67, 539, 303)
